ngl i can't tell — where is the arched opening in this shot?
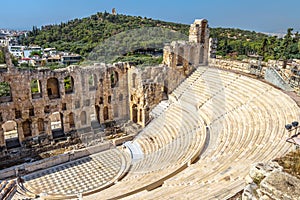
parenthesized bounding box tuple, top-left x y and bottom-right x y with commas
(0, 81, 12, 103)
(163, 80, 169, 100)
(69, 113, 75, 128)
(170, 52, 175, 65)
(80, 111, 87, 126)
(50, 112, 64, 139)
(111, 71, 119, 88)
(200, 20, 207, 44)
(37, 118, 45, 133)
(95, 105, 100, 123)
(64, 76, 74, 94)
(2, 120, 20, 149)
(99, 97, 103, 104)
(22, 120, 32, 138)
(89, 74, 97, 91)
(31, 79, 42, 99)
(132, 104, 138, 123)
(132, 73, 137, 88)
(177, 47, 184, 66)
(139, 109, 143, 123)
(103, 106, 109, 121)
(47, 78, 60, 99)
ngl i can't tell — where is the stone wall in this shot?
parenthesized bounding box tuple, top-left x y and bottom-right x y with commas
(209, 58, 251, 73)
(127, 64, 185, 127)
(0, 142, 112, 179)
(0, 18, 211, 156)
(0, 61, 188, 152)
(0, 63, 131, 149)
(163, 19, 210, 73)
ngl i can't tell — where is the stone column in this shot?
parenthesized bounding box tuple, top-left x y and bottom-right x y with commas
(44, 118, 52, 138)
(16, 121, 24, 142)
(0, 127, 5, 147)
(31, 118, 39, 137)
(63, 113, 71, 133)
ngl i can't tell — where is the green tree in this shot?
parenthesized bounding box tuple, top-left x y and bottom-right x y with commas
(30, 50, 42, 57)
(0, 82, 11, 97)
(0, 49, 5, 64)
(280, 28, 294, 68)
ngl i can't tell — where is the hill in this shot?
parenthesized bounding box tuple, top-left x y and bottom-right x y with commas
(20, 12, 300, 64)
(21, 12, 189, 57)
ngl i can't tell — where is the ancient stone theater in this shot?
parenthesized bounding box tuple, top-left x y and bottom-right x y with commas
(0, 19, 299, 200)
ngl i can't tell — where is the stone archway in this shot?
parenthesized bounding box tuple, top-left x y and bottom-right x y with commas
(103, 106, 109, 121)
(37, 118, 45, 133)
(47, 77, 60, 99)
(139, 109, 143, 123)
(64, 76, 74, 94)
(80, 111, 87, 126)
(0, 81, 12, 103)
(22, 120, 32, 138)
(95, 105, 100, 123)
(132, 104, 138, 123)
(111, 71, 119, 88)
(31, 79, 42, 99)
(50, 112, 64, 139)
(69, 113, 75, 128)
(89, 74, 97, 91)
(2, 120, 20, 149)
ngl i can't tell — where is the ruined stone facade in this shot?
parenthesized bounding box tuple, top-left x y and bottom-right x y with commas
(0, 63, 131, 151)
(0, 19, 210, 154)
(128, 65, 184, 127)
(163, 19, 209, 75)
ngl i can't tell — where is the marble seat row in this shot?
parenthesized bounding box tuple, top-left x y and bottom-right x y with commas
(129, 69, 299, 199)
(149, 100, 170, 118)
(86, 67, 300, 199)
(0, 180, 16, 200)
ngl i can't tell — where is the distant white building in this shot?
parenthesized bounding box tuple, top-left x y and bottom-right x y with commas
(9, 45, 25, 58)
(23, 46, 42, 58)
(61, 55, 82, 65)
(43, 48, 57, 57)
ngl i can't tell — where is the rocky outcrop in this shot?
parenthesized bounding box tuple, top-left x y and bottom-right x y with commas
(242, 161, 300, 200)
(260, 171, 300, 200)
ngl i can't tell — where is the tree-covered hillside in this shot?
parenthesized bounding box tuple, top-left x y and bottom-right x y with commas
(20, 12, 300, 63)
(212, 27, 300, 61)
(21, 12, 189, 57)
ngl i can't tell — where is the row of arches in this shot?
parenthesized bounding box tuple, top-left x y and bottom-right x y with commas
(95, 106, 109, 122)
(1, 99, 126, 148)
(132, 104, 143, 124)
(1, 110, 85, 149)
(0, 76, 74, 102)
(0, 73, 100, 103)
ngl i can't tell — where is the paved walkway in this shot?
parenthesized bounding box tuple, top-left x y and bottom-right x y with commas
(22, 148, 128, 197)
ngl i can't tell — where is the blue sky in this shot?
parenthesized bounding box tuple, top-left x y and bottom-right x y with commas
(1, 0, 299, 33)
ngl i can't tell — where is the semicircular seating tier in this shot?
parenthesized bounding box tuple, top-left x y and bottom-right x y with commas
(86, 66, 300, 200)
(18, 148, 131, 199)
